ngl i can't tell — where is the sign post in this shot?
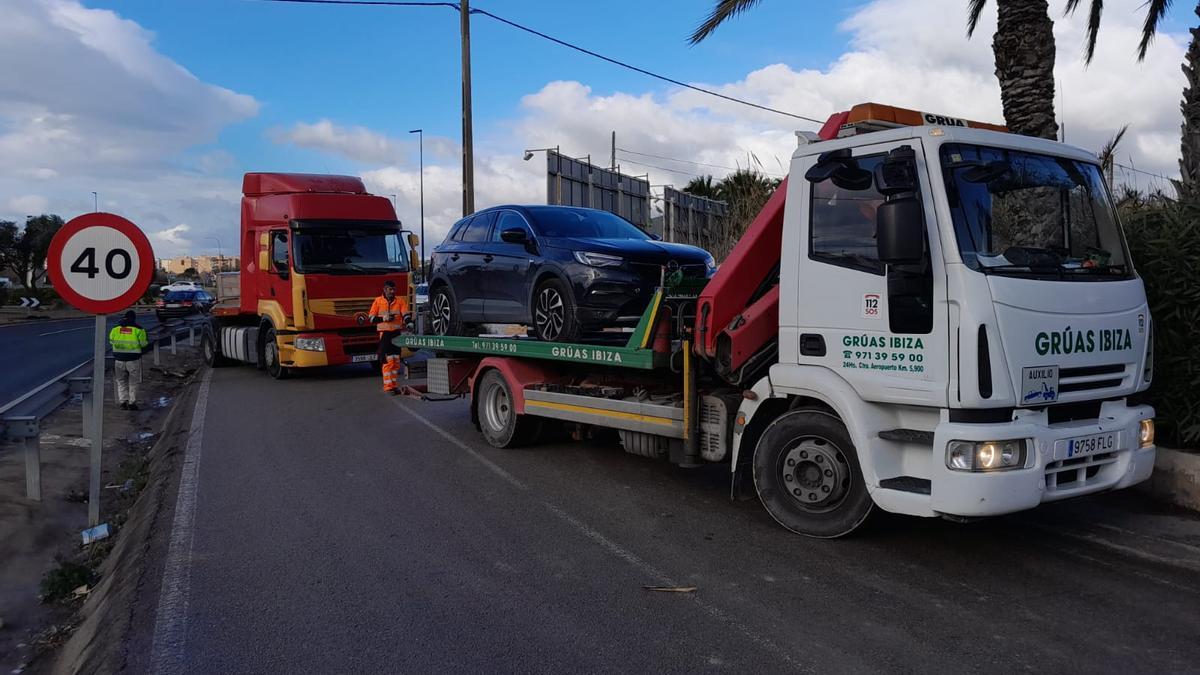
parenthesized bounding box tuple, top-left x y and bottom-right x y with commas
(47, 213, 154, 528)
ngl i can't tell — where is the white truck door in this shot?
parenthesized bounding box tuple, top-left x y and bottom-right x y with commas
(791, 138, 949, 407)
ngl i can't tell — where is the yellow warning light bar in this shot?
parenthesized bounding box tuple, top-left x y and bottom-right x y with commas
(844, 102, 1007, 133)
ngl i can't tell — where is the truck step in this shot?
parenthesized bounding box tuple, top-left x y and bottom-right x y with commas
(878, 476, 932, 495)
(878, 428, 935, 445)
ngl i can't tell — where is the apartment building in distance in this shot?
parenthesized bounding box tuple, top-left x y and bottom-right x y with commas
(157, 255, 239, 276)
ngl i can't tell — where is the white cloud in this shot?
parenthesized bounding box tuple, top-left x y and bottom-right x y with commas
(271, 120, 411, 166)
(0, 0, 258, 256)
(6, 194, 50, 215)
(153, 223, 191, 248)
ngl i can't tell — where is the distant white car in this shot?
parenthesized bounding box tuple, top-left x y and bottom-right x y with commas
(162, 280, 201, 293)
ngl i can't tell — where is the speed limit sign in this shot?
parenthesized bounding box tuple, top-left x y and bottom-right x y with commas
(48, 213, 155, 313)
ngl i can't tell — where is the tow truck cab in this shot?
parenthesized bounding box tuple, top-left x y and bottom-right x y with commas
(207, 173, 418, 377)
(734, 104, 1155, 524)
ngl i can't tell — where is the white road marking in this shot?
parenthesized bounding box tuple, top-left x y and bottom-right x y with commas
(391, 398, 810, 673)
(150, 368, 212, 674)
(39, 326, 90, 336)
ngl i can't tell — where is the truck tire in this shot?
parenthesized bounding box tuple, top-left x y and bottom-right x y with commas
(532, 278, 580, 343)
(262, 325, 290, 380)
(201, 327, 231, 367)
(476, 370, 541, 448)
(752, 410, 873, 538)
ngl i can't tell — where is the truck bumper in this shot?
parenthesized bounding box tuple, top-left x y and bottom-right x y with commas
(925, 401, 1155, 518)
(280, 330, 379, 368)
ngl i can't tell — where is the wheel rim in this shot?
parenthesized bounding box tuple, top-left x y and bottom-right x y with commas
(779, 436, 851, 513)
(203, 336, 213, 362)
(534, 286, 564, 341)
(481, 380, 512, 434)
(431, 291, 451, 335)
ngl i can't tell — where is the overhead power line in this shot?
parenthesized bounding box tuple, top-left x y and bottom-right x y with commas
(617, 147, 785, 177)
(257, 0, 826, 124)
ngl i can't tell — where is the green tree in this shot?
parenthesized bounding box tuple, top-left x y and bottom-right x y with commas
(182, 266, 199, 278)
(1131, 1, 1200, 188)
(0, 215, 64, 292)
(684, 175, 720, 199)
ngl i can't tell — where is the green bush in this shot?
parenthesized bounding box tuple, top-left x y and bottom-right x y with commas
(1121, 191, 1200, 448)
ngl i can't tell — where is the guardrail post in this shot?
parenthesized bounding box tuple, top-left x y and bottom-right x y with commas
(171, 331, 177, 355)
(189, 325, 196, 347)
(154, 339, 161, 366)
(6, 416, 41, 501)
(69, 377, 93, 439)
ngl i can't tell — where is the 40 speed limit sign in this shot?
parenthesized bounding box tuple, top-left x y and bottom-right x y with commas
(48, 213, 155, 313)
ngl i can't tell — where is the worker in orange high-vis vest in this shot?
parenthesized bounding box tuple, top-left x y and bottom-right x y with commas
(370, 280, 409, 390)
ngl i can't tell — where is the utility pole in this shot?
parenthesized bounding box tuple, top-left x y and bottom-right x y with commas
(410, 128, 426, 280)
(460, 0, 475, 216)
(611, 131, 616, 170)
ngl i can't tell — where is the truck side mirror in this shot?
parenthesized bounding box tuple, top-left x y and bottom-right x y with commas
(876, 198, 925, 265)
(407, 233, 420, 248)
(874, 146, 917, 195)
(500, 227, 527, 244)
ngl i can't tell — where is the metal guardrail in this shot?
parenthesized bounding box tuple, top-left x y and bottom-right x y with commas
(0, 314, 208, 500)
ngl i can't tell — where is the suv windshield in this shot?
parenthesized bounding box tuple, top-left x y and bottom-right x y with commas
(293, 227, 408, 274)
(941, 143, 1131, 279)
(163, 291, 200, 301)
(527, 207, 649, 240)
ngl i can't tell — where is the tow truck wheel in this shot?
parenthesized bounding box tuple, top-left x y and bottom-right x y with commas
(476, 370, 541, 448)
(262, 326, 290, 380)
(752, 410, 873, 538)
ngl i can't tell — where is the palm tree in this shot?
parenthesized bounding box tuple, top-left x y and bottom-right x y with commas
(690, 1, 1062, 139)
(967, 0, 1060, 139)
(1182, 5, 1200, 187)
(688, 0, 762, 45)
(684, 175, 720, 199)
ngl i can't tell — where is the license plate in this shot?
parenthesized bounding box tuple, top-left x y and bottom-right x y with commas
(1055, 432, 1118, 460)
(166, 304, 181, 308)
(351, 354, 377, 363)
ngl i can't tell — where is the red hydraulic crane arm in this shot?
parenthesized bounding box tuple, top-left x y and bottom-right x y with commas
(694, 112, 845, 383)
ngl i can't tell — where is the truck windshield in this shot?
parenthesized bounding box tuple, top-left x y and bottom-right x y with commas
(293, 228, 408, 274)
(940, 143, 1131, 280)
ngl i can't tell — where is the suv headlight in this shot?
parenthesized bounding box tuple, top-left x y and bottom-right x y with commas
(946, 439, 1027, 472)
(574, 251, 623, 267)
(295, 336, 326, 352)
(704, 254, 717, 271)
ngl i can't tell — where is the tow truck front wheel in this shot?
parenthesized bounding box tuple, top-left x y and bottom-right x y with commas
(476, 370, 541, 448)
(753, 410, 872, 538)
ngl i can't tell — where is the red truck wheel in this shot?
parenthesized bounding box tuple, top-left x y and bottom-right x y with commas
(752, 410, 873, 538)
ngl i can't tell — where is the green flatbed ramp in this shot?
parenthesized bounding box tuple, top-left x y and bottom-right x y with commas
(394, 289, 675, 370)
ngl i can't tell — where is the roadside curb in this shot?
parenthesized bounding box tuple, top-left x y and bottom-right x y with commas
(47, 369, 203, 675)
(1138, 447, 1200, 513)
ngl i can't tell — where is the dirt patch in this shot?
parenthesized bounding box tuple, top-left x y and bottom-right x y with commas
(0, 348, 202, 673)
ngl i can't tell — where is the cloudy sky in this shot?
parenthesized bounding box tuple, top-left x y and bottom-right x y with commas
(0, 0, 1192, 259)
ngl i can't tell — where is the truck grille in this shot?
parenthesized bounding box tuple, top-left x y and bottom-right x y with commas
(1058, 363, 1128, 395)
(1045, 451, 1119, 492)
(331, 299, 373, 315)
(341, 333, 379, 356)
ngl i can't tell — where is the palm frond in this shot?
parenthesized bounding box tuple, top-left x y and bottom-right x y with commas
(1136, 0, 1173, 61)
(1098, 123, 1129, 173)
(688, 0, 763, 45)
(966, 0, 988, 38)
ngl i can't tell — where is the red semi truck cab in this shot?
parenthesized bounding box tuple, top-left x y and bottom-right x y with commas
(205, 173, 417, 378)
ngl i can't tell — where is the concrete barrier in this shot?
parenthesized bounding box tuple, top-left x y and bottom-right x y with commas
(1139, 447, 1200, 512)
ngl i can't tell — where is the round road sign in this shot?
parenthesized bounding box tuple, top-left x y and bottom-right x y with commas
(47, 213, 155, 314)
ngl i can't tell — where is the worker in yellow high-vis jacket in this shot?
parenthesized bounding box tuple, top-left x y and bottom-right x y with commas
(109, 310, 149, 410)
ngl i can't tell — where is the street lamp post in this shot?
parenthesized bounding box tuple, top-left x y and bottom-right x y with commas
(205, 236, 223, 272)
(409, 129, 425, 280)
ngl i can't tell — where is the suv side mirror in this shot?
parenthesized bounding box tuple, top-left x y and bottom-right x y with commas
(876, 198, 925, 264)
(500, 227, 528, 245)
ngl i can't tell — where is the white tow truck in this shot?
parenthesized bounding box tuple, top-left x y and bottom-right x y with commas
(401, 102, 1157, 538)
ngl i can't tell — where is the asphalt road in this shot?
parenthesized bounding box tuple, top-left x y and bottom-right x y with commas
(125, 365, 1200, 674)
(0, 313, 160, 411)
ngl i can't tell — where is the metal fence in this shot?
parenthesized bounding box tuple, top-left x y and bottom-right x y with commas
(0, 315, 208, 500)
(659, 187, 731, 256)
(546, 151, 652, 228)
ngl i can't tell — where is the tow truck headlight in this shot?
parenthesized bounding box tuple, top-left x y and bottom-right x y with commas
(295, 336, 326, 352)
(946, 439, 1026, 472)
(1140, 419, 1155, 448)
(573, 251, 624, 267)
